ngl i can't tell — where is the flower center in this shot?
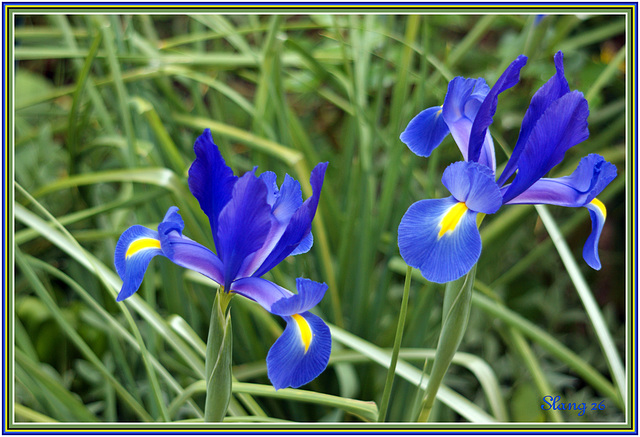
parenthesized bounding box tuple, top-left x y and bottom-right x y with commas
(438, 202, 468, 238)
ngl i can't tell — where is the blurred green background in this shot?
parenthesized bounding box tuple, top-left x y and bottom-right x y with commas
(13, 13, 627, 425)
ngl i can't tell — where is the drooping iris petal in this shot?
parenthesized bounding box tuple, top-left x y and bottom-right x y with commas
(114, 225, 164, 302)
(188, 129, 238, 252)
(584, 199, 607, 270)
(252, 162, 328, 278)
(156, 207, 226, 285)
(266, 311, 331, 390)
(270, 278, 328, 316)
(441, 78, 494, 166)
(217, 171, 273, 288)
(159, 233, 226, 286)
(441, 161, 503, 214)
(398, 196, 482, 283)
(399, 106, 450, 158)
(230, 276, 291, 312)
(503, 154, 617, 207)
(498, 51, 570, 186)
(467, 55, 528, 167)
(501, 90, 590, 203)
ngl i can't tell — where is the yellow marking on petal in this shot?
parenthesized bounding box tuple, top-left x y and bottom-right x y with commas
(438, 202, 468, 238)
(292, 313, 312, 353)
(126, 238, 161, 258)
(436, 109, 442, 116)
(590, 198, 607, 219)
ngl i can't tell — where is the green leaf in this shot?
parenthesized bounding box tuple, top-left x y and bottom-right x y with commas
(232, 382, 378, 422)
(535, 205, 625, 408)
(330, 323, 495, 422)
(15, 349, 99, 422)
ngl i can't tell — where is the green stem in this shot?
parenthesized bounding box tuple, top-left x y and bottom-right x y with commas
(418, 265, 477, 422)
(378, 265, 413, 421)
(203, 289, 234, 422)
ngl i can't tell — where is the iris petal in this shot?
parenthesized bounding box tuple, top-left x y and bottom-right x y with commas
(399, 106, 450, 158)
(230, 277, 291, 312)
(237, 173, 306, 277)
(498, 51, 570, 186)
(159, 233, 225, 286)
(157, 206, 185, 257)
(252, 162, 328, 278)
(398, 197, 482, 283)
(501, 91, 590, 203)
(217, 171, 273, 288)
(468, 55, 528, 168)
(289, 231, 313, 256)
(441, 161, 503, 214)
(273, 174, 304, 223)
(583, 199, 607, 270)
(114, 225, 164, 302)
(188, 129, 238, 252)
(270, 278, 328, 316)
(442, 77, 494, 166)
(266, 311, 331, 390)
(259, 171, 279, 207)
(503, 154, 617, 207)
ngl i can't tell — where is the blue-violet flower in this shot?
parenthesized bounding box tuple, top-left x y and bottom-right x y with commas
(114, 129, 331, 390)
(398, 52, 617, 283)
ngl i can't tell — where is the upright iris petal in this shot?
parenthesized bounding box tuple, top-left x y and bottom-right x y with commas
(467, 55, 528, 168)
(114, 129, 331, 390)
(216, 170, 273, 289)
(498, 51, 570, 186)
(188, 128, 238, 252)
(442, 77, 495, 168)
(501, 90, 590, 203)
(252, 162, 328, 278)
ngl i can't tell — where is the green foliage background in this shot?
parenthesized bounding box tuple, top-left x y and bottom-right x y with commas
(13, 12, 627, 425)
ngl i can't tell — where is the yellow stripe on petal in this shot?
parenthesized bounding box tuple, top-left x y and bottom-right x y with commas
(589, 198, 607, 219)
(438, 202, 468, 238)
(292, 313, 312, 353)
(126, 238, 161, 258)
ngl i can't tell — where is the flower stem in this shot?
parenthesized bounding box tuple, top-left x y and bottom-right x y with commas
(377, 265, 413, 421)
(203, 288, 234, 422)
(417, 265, 476, 422)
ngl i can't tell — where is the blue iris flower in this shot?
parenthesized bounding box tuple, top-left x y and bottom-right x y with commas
(398, 52, 617, 284)
(114, 129, 331, 390)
